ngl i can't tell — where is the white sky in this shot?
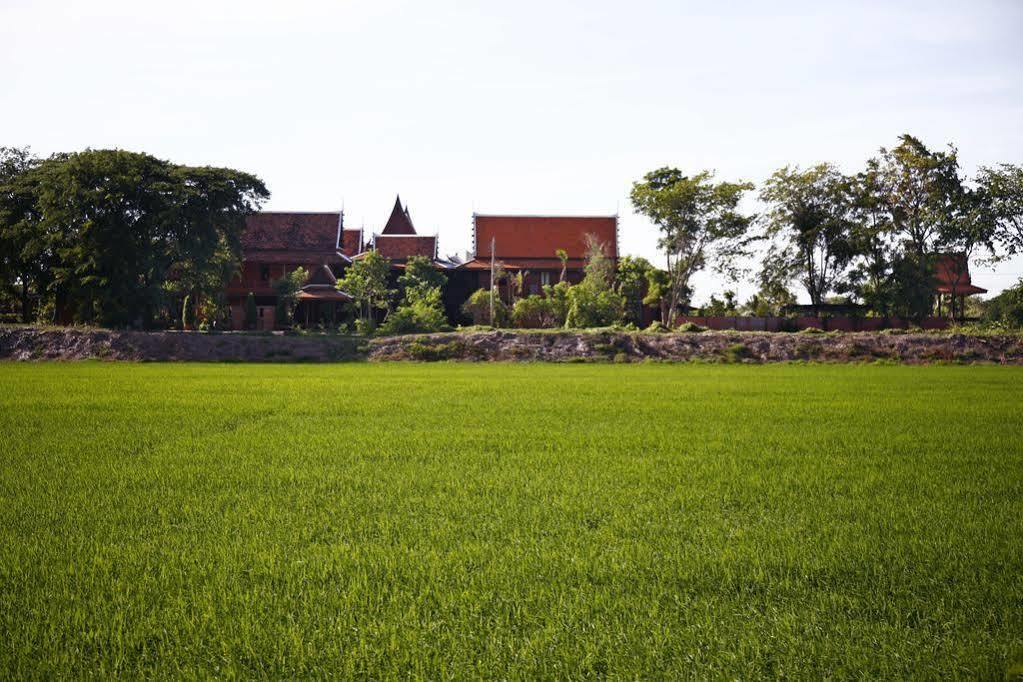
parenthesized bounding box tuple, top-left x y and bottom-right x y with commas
(3, 0, 1022, 302)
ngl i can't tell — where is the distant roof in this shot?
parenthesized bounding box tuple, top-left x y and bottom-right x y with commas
(934, 253, 987, 295)
(460, 257, 587, 271)
(364, 234, 438, 261)
(381, 195, 417, 235)
(243, 212, 344, 253)
(340, 228, 363, 257)
(303, 264, 337, 288)
(473, 215, 618, 260)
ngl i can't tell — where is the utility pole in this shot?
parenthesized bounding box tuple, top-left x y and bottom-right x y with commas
(489, 236, 496, 325)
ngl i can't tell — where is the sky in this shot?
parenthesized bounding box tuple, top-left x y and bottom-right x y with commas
(3, 0, 1022, 302)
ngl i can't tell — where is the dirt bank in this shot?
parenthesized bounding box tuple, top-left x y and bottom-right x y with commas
(3, 326, 1022, 364)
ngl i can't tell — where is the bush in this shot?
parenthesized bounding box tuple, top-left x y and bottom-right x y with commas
(799, 326, 825, 334)
(565, 286, 625, 328)
(379, 300, 448, 335)
(677, 322, 706, 333)
(644, 321, 669, 333)
(462, 288, 508, 327)
(354, 317, 377, 335)
(512, 295, 560, 328)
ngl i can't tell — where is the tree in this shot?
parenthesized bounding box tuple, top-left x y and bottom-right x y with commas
(271, 266, 308, 328)
(1, 149, 267, 328)
(976, 164, 1023, 255)
(0, 147, 47, 322)
(759, 164, 858, 312)
(630, 168, 756, 326)
(642, 268, 672, 325)
(182, 294, 195, 330)
(982, 277, 1023, 328)
(615, 255, 655, 324)
(337, 250, 392, 329)
(555, 249, 568, 282)
(398, 255, 445, 305)
(462, 287, 507, 326)
(565, 233, 624, 328)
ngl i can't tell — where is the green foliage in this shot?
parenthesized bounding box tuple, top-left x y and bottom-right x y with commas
(511, 295, 558, 328)
(677, 322, 706, 333)
(461, 287, 508, 327)
(982, 277, 1023, 328)
(759, 163, 858, 307)
(338, 251, 392, 325)
(380, 286, 448, 335)
(976, 164, 1023, 255)
(701, 290, 739, 316)
(0, 149, 267, 328)
(615, 255, 655, 324)
(398, 255, 446, 305)
(565, 285, 624, 328)
(3, 363, 1022, 677)
(181, 294, 195, 330)
(244, 292, 257, 330)
(271, 267, 307, 328)
(630, 167, 755, 325)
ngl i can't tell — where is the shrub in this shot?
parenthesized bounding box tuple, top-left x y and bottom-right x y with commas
(644, 321, 669, 333)
(462, 288, 508, 327)
(379, 301, 447, 335)
(512, 295, 560, 328)
(379, 286, 448, 335)
(354, 317, 377, 335)
(799, 326, 825, 334)
(565, 286, 625, 328)
(678, 321, 706, 333)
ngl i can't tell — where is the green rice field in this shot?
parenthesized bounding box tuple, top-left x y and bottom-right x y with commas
(1, 362, 1022, 678)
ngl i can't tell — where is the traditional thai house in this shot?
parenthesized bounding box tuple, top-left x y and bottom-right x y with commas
(453, 214, 619, 297)
(933, 253, 987, 320)
(228, 211, 362, 330)
(354, 196, 441, 268)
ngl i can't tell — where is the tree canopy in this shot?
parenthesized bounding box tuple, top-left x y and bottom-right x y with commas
(0, 148, 268, 327)
(630, 168, 755, 325)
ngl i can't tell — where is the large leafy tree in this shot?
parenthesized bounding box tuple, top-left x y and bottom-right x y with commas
(759, 164, 858, 311)
(976, 164, 1023, 256)
(0, 147, 45, 321)
(630, 168, 755, 326)
(0, 148, 267, 327)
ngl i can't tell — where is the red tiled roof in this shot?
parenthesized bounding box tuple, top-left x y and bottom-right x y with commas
(298, 289, 351, 301)
(381, 196, 417, 235)
(473, 215, 618, 260)
(240, 251, 347, 265)
(934, 253, 987, 294)
(371, 234, 437, 261)
(460, 258, 586, 271)
(243, 212, 343, 252)
(340, 229, 363, 256)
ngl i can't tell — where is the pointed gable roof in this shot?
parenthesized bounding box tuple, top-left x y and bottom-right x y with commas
(381, 195, 418, 235)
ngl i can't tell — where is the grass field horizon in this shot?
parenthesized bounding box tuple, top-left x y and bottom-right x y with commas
(2, 363, 1022, 678)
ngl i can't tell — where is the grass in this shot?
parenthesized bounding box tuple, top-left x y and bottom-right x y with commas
(1, 363, 1022, 679)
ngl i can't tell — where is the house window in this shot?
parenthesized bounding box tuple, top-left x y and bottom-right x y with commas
(540, 271, 551, 286)
(260, 266, 270, 282)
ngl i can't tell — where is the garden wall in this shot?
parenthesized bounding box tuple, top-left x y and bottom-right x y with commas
(676, 316, 951, 332)
(2, 326, 1021, 364)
